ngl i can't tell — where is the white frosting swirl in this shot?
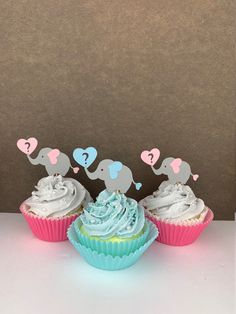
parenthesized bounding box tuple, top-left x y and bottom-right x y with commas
(140, 181, 206, 223)
(25, 175, 92, 218)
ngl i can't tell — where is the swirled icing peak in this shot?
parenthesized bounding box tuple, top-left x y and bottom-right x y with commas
(25, 175, 91, 217)
(140, 181, 206, 222)
(80, 190, 145, 239)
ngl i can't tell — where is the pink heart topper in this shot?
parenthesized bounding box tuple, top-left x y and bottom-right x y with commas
(193, 174, 199, 181)
(47, 149, 60, 165)
(17, 138, 38, 155)
(170, 158, 182, 174)
(141, 148, 160, 166)
(73, 167, 80, 174)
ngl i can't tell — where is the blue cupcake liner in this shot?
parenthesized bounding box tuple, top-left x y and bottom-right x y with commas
(73, 217, 150, 257)
(67, 220, 158, 271)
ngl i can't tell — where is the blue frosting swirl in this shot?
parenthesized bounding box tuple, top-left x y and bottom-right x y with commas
(80, 190, 145, 239)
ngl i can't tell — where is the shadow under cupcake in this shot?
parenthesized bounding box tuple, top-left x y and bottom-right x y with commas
(68, 190, 158, 270)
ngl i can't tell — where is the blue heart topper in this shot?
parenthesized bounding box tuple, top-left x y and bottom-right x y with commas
(108, 161, 123, 179)
(73, 147, 97, 168)
(135, 182, 142, 190)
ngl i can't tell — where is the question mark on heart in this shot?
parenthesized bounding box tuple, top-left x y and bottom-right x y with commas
(82, 152, 89, 165)
(25, 142, 31, 153)
(141, 148, 160, 166)
(148, 153, 154, 164)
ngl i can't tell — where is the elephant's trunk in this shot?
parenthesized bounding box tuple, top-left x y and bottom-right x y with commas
(27, 154, 40, 165)
(85, 167, 98, 180)
(151, 165, 162, 176)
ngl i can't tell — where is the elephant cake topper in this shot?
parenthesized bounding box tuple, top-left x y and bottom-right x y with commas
(141, 148, 199, 185)
(17, 137, 79, 176)
(73, 147, 142, 193)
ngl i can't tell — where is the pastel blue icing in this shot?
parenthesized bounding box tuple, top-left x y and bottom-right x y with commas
(80, 190, 145, 239)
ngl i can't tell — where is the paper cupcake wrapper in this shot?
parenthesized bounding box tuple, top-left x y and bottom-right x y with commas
(20, 202, 80, 242)
(73, 218, 150, 257)
(145, 207, 213, 246)
(68, 220, 158, 270)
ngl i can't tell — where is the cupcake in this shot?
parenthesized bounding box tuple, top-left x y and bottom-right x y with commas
(20, 175, 92, 242)
(140, 181, 213, 246)
(69, 147, 158, 270)
(68, 189, 158, 270)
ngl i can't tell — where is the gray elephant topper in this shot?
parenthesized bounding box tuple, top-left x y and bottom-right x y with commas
(141, 148, 199, 184)
(17, 137, 79, 176)
(73, 147, 142, 193)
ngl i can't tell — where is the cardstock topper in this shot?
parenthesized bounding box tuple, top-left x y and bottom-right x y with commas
(17, 138, 79, 176)
(73, 147, 142, 193)
(141, 148, 199, 185)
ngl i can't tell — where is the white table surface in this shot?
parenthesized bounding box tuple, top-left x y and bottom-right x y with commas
(0, 213, 235, 314)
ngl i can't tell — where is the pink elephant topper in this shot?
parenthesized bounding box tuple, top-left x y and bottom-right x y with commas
(141, 148, 199, 184)
(17, 138, 79, 176)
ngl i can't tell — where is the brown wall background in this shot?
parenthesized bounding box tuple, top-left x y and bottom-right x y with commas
(0, 1, 235, 220)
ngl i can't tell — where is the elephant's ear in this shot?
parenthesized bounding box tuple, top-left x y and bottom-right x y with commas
(47, 149, 60, 165)
(108, 161, 123, 179)
(170, 158, 182, 174)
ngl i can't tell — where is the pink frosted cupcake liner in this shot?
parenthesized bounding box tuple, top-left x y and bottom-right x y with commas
(20, 202, 80, 242)
(145, 207, 214, 246)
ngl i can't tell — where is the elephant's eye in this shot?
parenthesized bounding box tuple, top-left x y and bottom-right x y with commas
(101, 169, 103, 171)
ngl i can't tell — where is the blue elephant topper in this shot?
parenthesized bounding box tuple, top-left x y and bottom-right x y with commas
(141, 148, 199, 184)
(17, 137, 79, 176)
(73, 147, 142, 193)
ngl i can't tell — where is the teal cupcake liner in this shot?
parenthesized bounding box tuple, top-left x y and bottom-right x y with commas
(67, 220, 158, 271)
(73, 217, 150, 257)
